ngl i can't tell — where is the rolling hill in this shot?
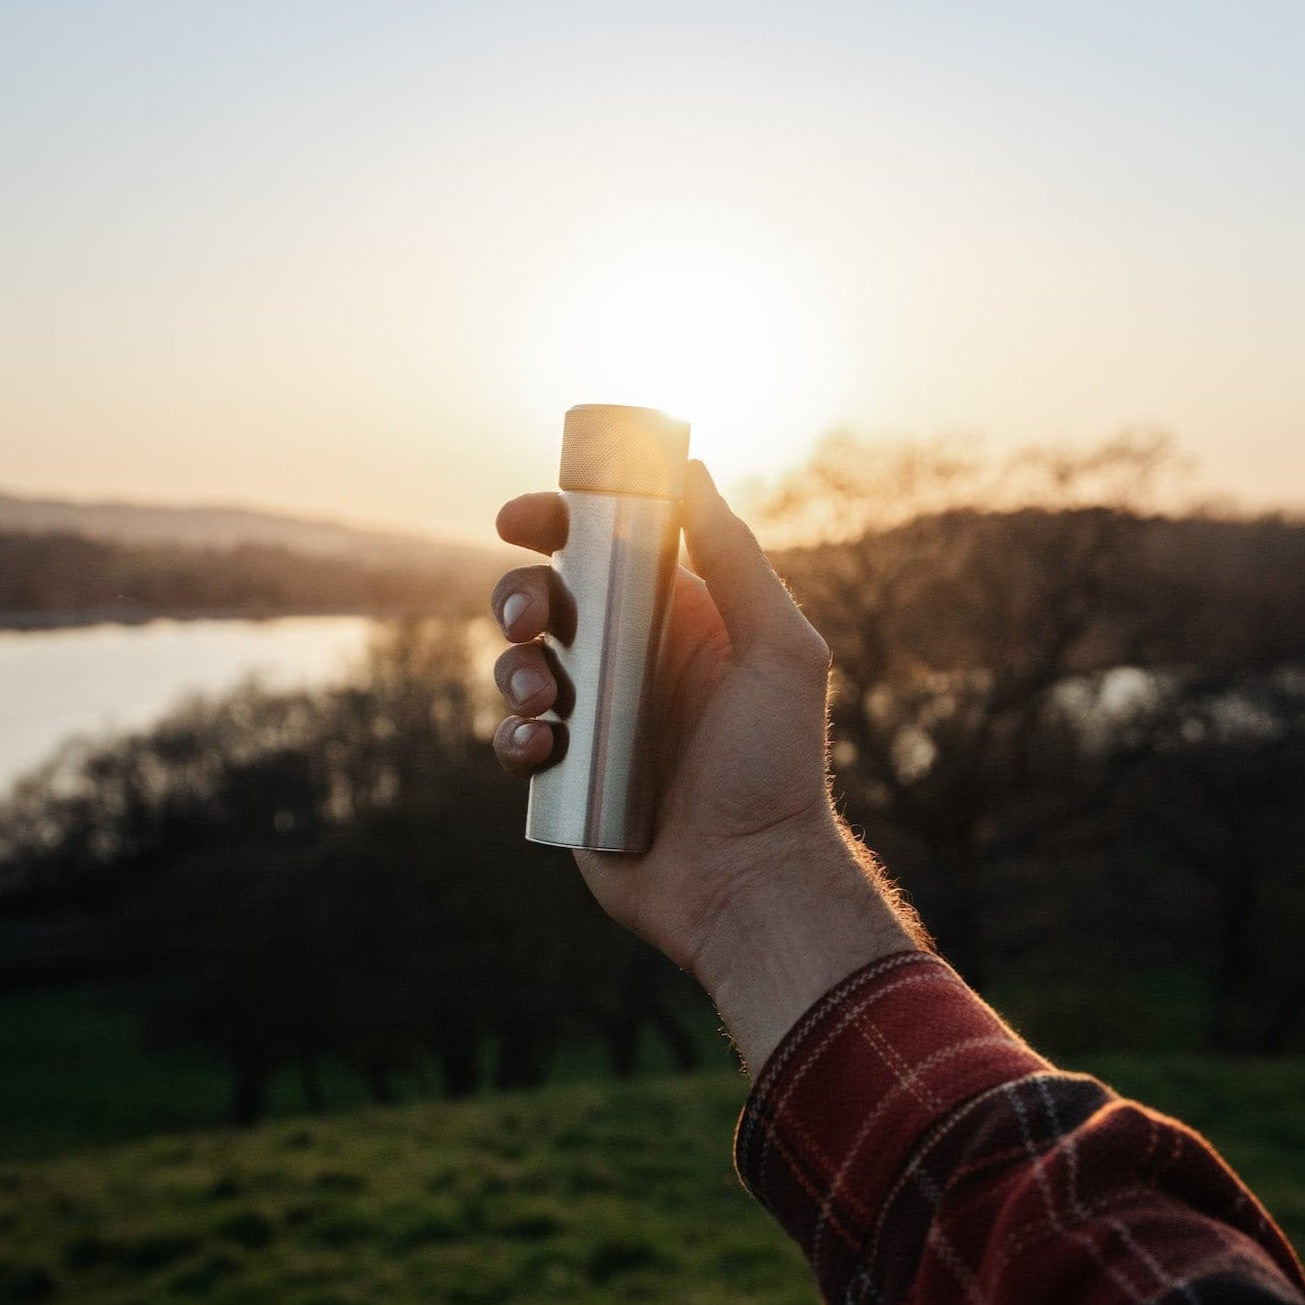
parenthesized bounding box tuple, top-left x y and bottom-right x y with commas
(0, 490, 526, 626)
(0, 489, 504, 568)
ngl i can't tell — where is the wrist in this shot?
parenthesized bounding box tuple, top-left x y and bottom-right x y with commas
(690, 808, 922, 1075)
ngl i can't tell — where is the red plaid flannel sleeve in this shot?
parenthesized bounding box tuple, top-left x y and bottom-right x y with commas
(735, 951, 1305, 1304)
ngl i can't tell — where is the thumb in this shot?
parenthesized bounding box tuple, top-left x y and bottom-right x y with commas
(682, 460, 810, 661)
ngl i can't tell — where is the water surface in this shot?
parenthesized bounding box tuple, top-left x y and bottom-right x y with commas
(0, 617, 373, 797)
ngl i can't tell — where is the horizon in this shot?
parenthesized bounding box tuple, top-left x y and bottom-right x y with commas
(6, 437, 1304, 554)
(3, 3, 1304, 545)
(0, 480, 476, 545)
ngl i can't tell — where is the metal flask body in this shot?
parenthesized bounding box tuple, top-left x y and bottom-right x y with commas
(525, 405, 688, 853)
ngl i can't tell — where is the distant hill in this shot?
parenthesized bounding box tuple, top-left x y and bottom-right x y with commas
(773, 507, 1305, 673)
(0, 489, 506, 570)
(0, 490, 526, 627)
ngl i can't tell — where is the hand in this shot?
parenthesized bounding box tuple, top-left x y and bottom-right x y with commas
(492, 461, 923, 1070)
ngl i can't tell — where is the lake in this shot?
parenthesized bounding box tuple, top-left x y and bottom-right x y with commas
(0, 617, 376, 798)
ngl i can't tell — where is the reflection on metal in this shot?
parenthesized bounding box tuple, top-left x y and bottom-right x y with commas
(526, 490, 681, 852)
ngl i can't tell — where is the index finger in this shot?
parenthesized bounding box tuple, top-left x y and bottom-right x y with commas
(496, 493, 568, 557)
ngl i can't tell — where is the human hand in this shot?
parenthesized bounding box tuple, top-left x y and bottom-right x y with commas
(492, 461, 922, 1069)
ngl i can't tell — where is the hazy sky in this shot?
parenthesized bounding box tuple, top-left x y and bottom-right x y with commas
(2, 2, 1303, 543)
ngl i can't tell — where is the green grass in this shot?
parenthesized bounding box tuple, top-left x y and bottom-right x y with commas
(0, 985, 736, 1163)
(0, 988, 1300, 1301)
(0, 986, 353, 1161)
(0, 1064, 1299, 1304)
(0, 1074, 814, 1305)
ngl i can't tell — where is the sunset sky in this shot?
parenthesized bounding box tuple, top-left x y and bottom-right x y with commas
(2, 2, 1303, 544)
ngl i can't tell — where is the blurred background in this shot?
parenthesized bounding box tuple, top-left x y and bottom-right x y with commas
(1, 3, 1303, 1302)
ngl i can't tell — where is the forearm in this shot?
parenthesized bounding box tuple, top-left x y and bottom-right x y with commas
(689, 809, 925, 1074)
(735, 952, 1305, 1305)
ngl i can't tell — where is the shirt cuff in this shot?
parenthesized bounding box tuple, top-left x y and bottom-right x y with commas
(733, 950, 1050, 1300)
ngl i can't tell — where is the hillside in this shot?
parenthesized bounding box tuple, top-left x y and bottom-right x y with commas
(0, 531, 505, 626)
(8, 493, 1305, 656)
(776, 507, 1305, 674)
(0, 1074, 813, 1305)
(0, 490, 490, 567)
(0, 491, 529, 626)
(0, 1063, 1300, 1303)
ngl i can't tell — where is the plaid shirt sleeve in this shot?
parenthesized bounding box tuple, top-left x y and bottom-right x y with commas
(735, 951, 1305, 1305)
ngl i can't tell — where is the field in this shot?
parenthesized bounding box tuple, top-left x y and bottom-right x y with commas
(0, 985, 739, 1163)
(0, 1074, 813, 1305)
(0, 1054, 1302, 1304)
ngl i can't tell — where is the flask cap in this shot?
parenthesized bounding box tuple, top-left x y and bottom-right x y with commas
(559, 404, 691, 500)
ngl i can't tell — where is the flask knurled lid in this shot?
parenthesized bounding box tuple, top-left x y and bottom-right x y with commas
(560, 404, 690, 499)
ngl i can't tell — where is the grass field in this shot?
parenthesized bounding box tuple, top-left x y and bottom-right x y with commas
(0, 1061, 1301, 1304)
(0, 987, 1301, 1303)
(0, 1074, 813, 1305)
(0, 985, 737, 1163)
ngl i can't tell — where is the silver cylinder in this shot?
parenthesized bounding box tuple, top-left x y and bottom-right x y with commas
(525, 405, 689, 853)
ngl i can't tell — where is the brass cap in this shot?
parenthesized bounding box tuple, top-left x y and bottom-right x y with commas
(560, 404, 691, 499)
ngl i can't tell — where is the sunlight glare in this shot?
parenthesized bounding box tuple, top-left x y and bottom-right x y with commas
(533, 246, 846, 486)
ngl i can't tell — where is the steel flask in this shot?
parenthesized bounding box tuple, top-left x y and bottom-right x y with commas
(525, 404, 690, 852)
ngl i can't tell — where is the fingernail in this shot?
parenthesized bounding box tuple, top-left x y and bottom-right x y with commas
(502, 593, 529, 632)
(509, 666, 547, 705)
(512, 721, 540, 748)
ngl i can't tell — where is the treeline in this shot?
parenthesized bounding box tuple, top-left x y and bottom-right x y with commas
(0, 622, 701, 1123)
(779, 506, 1305, 1053)
(778, 507, 1305, 673)
(6, 506, 1303, 651)
(1, 502, 1304, 1127)
(0, 529, 501, 623)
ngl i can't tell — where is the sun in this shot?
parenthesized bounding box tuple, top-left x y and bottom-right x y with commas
(530, 243, 846, 487)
